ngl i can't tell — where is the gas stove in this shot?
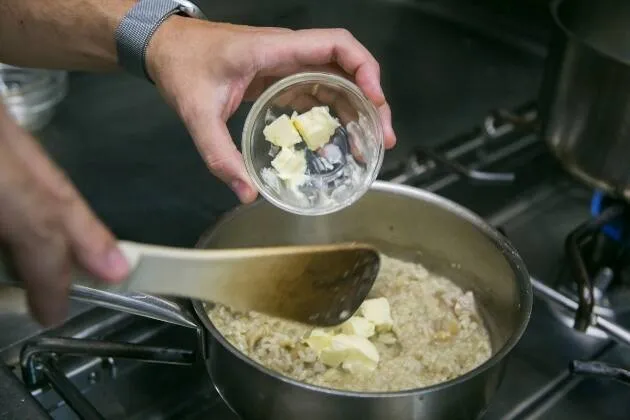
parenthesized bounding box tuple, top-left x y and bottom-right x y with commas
(2, 102, 629, 420)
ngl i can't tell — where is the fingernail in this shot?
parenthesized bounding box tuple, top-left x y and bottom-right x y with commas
(106, 247, 129, 282)
(373, 81, 385, 103)
(389, 128, 397, 145)
(377, 84, 385, 100)
(231, 179, 254, 203)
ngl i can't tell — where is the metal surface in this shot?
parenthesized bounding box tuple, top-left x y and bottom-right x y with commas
(564, 206, 625, 331)
(69, 288, 198, 329)
(540, 0, 630, 201)
(37, 358, 105, 420)
(191, 181, 532, 420)
(0, 286, 196, 331)
(0, 281, 196, 362)
(20, 337, 196, 387)
(24, 319, 228, 420)
(498, 341, 616, 420)
(174, 0, 207, 19)
(15, 336, 198, 419)
(417, 146, 515, 183)
(0, 291, 94, 362)
(0, 64, 68, 132)
(0, 363, 49, 420)
(570, 360, 630, 385)
(531, 277, 630, 348)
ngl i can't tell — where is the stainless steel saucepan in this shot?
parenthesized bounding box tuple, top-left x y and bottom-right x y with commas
(538, 0, 630, 389)
(540, 0, 630, 200)
(14, 182, 534, 419)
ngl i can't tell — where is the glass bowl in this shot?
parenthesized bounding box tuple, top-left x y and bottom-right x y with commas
(242, 72, 384, 216)
(0, 63, 68, 132)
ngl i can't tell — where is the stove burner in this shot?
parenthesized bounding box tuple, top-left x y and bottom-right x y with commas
(591, 191, 630, 244)
(548, 191, 630, 336)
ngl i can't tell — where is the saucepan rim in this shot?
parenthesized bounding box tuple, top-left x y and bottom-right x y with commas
(550, 0, 630, 67)
(191, 181, 533, 398)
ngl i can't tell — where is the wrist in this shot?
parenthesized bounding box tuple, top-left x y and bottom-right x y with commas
(114, 0, 206, 82)
(144, 15, 189, 85)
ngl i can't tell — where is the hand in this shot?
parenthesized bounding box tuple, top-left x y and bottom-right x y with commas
(0, 105, 129, 326)
(146, 20, 397, 203)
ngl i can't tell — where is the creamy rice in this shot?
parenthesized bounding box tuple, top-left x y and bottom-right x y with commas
(207, 254, 492, 392)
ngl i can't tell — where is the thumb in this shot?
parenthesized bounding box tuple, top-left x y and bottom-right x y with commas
(61, 188, 130, 283)
(189, 115, 258, 204)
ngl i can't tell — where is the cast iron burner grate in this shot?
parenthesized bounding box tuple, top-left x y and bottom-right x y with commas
(21, 337, 199, 420)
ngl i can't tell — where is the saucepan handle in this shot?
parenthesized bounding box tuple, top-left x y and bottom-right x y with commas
(0, 248, 198, 329)
(570, 360, 630, 386)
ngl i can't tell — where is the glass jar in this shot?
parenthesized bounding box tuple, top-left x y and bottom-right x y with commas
(242, 72, 384, 216)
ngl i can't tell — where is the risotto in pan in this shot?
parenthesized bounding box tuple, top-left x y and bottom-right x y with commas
(207, 254, 492, 392)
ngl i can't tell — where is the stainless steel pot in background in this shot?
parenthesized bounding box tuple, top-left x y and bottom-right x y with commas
(0, 64, 68, 132)
(540, 0, 630, 200)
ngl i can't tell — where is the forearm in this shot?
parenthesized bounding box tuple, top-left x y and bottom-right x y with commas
(0, 0, 135, 70)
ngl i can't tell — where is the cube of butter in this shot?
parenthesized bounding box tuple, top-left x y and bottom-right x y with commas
(304, 329, 333, 353)
(271, 147, 307, 185)
(341, 316, 375, 338)
(359, 298, 394, 332)
(291, 106, 340, 151)
(263, 114, 303, 148)
(320, 334, 379, 372)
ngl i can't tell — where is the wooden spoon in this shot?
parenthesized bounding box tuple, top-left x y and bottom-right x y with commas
(0, 241, 380, 326)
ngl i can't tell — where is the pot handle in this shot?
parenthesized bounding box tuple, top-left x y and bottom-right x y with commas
(69, 285, 198, 328)
(0, 253, 198, 329)
(570, 360, 630, 386)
